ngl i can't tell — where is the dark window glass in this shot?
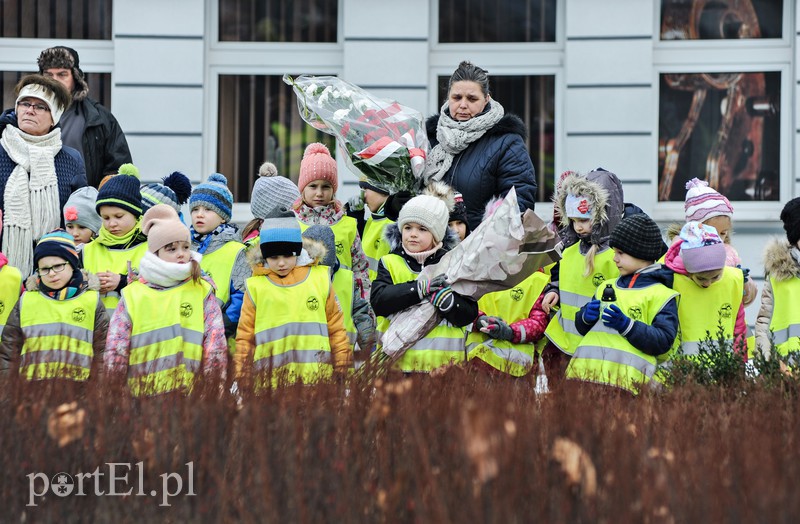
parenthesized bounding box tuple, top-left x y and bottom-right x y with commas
(439, 0, 556, 43)
(0, 0, 112, 39)
(438, 74, 556, 202)
(661, 0, 783, 40)
(219, 0, 338, 42)
(657, 71, 780, 201)
(217, 74, 337, 202)
(1, 71, 112, 110)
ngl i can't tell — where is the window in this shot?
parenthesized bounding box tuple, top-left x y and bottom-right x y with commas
(438, 0, 556, 43)
(438, 74, 556, 202)
(217, 74, 336, 202)
(0, 0, 112, 39)
(1, 71, 112, 111)
(219, 0, 338, 42)
(660, 0, 783, 40)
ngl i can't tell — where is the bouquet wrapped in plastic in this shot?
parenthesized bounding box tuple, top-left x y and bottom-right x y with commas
(284, 74, 428, 193)
(364, 187, 562, 375)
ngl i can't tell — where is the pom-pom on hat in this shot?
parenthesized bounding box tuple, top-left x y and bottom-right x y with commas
(260, 209, 303, 259)
(63, 187, 101, 234)
(34, 229, 80, 271)
(397, 182, 454, 245)
(678, 221, 727, 274)
(251, 162, 301, 220)
(141, 171, 193, 215)
(190, 173, 234, 223)
(780, 197, 800, 247)
(95, 163, 142, 217)
(298, 142, 338, 194)
(684, 178, 734, 223)
(302, 224, 338, 267)
(609, 213, 667, 262)
(142, 204, 190, 254)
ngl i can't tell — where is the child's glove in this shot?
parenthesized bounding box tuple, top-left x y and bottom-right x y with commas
(602, 304, 632, 333)
(417, 274, 449, 300)
(346, 190, 365, 212)
(477, 315, 514, 341)
(582, 298, 601, 323)
(429, 287, 455, 312)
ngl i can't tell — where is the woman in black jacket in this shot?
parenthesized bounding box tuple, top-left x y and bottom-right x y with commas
(423, 61, 538, 231)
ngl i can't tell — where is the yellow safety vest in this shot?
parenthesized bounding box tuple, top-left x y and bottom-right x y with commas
(566, 279, 678, 394)
(83, 241, 147, 317)
(299, 216, 358, 270)
(545, 244, 618, 355)
(200, 241, 244, 305)
(767, 275, 800, 357)
(123, 279, 211, 396)
(247, 266, 334, 389)
(376, 254, 467, 373)
(0, 264, 22, 341)
(362, 216, 393, 281)
(332, 267, 357, 349)
(465, 271, 549, 376)
(19, 290, 98, 381)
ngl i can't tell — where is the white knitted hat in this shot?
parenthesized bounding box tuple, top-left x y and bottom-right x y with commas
(398, 194, 451, 244)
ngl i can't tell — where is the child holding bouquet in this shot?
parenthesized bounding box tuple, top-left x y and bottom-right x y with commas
(292, 143, 370, 299)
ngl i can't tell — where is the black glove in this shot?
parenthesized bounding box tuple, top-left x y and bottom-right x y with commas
(429, 286, 456, 312)
(416, 274, 449, 300)
(477, 315, 514, 341)
(384, 190, 414, 221)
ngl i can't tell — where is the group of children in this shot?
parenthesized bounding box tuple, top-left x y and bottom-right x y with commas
(0, 145, 798, 396)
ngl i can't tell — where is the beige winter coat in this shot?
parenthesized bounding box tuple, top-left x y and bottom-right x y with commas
(755, 238, 800, 359)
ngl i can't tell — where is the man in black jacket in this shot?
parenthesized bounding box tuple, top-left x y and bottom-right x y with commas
(38, 46, 132, 189)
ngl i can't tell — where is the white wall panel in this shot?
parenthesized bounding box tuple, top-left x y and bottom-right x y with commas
(126, 135, 203, 183)
(344, 0, 429, 39)
(114, 39, 204, 85)
(564, 135, 654, 182)
(114, 0, 204, 36)
(114, 87, 203, 133)
(342, 41, 428, 86)
(564, 87, 653, 133)
(566, 40, 652, 86)
(566, 0, 653, 37)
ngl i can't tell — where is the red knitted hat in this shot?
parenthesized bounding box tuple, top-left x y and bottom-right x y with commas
(298, 143, 338, 194)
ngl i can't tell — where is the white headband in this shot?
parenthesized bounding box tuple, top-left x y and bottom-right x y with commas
(16, 83, 64, 125)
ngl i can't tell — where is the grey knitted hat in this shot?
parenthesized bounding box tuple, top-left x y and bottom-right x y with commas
(302, 225, 337, 267)
(63, 186, 101, 234)
(251, 162, 301, 220)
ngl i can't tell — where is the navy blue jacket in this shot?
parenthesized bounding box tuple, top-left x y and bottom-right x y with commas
(575, 264, 678, 357)
(426, 111, 537, 231)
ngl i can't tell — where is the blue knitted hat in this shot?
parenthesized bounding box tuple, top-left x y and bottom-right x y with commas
(95, 163, 142, 217)
(141, 171, 193, 215)
(260, 209, 302, 258)
(34, 229, 80, 270)
(189, 173, 233, 222)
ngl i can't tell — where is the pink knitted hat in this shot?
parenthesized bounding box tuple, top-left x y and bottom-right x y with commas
(142, 204, 190, 254)
(684, 178, 733, 223)
(298, 143, 338, 194)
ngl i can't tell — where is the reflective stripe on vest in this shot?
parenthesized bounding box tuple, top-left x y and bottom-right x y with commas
(247, 266, 333, 388)
(0, 264, 22, 341)
(567, 279, 677, 394)
(299, 216, 358, 270)
(19, 290, 98, 381)
(466, 271, 549, 376)
(545, 244, 618, 355)
(200, 241, 244, 305)
(377, 254, 466, 372)
(768, 276, 800, 356)
(332, 267, 357, 348)
(123, 279, 210, 396)
(83, 241, 147, 317)
(362, 216, 393, 281)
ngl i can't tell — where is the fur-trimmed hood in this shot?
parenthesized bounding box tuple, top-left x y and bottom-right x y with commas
(383, 222, 460, 253)
(763, 237, 800, 282)
(555, 168, 624, 250)
(24, 269, 100, 292)
(426, 111, 528, 144)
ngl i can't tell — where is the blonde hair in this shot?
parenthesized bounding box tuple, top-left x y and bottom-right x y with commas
(583, 244, 599, 278)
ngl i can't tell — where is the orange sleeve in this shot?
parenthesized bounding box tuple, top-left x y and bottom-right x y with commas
(325, 284, 353, 371)
(234, 289, 257, 380)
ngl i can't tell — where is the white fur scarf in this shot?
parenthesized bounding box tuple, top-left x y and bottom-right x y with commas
(0, 125, 62, 276)
(138, 250, 203, 288)
(423, 99, 505, 183)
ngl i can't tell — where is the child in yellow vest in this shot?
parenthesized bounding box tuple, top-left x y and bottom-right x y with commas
(344, 179, 395, 282)
(662, 221, 747, 364)
(63, 187, 101, 248)
(292, 143, 370, 299)
(235, 210, 352, 389)
(567, 214, 678, 394)
(81, 163, 148, 319)
(302, 224, 377, 361)
(542, 169, 624, 377)
(370, 183, 478, 373)
(240, 161, 300, 250)
(0, 210, 23, 346)
(104, 205, 227, 396)
(189, 173, 251, 347)
(1, 229, 107, 381)
(756, 198, 800, 360)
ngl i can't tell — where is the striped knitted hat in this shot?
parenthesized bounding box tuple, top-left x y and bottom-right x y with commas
(190, 173, 233, 223)
(260, 209, 303, 259)
(95, 163, 142, 218)
(34, 229, 80, 270)
(141, 171, 193, 215)
(684, 178, 733, 223)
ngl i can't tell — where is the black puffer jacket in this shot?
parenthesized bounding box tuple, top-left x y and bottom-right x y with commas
(370, 224, 477, 327)
(426, 111, 537, 230)
(71, 97, 132, 188)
